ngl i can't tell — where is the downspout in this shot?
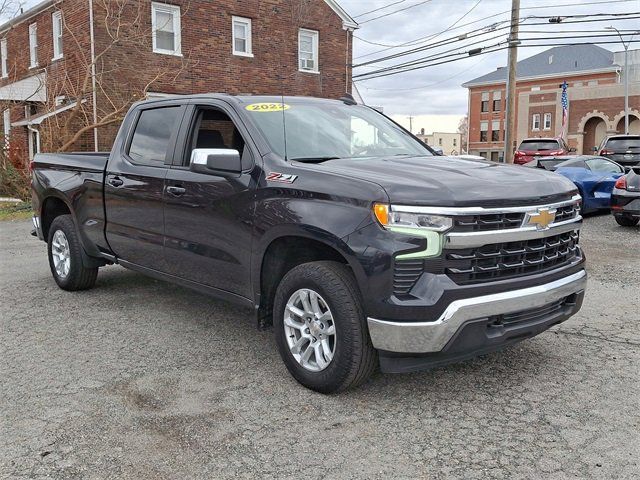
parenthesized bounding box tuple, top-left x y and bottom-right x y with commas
(88, 0, 98, 151)
(345, 28, 350, 93)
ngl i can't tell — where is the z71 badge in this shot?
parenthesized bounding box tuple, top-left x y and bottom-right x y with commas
(267, 172, 298, 184)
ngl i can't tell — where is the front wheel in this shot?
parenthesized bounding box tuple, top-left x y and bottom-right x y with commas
(273, 261, 377, 393)
(47, 215, 98, 291)
(615, 215, 639, 227)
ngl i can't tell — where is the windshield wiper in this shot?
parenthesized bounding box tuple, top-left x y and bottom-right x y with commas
(291, 156, 343, 163)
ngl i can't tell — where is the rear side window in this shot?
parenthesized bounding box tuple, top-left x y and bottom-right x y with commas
(519, 140, 560, 151)
(128, 106, 182, 165)
(585, 158, 623, 174)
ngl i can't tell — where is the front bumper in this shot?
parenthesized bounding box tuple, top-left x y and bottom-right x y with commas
(368, 269, 587, 355)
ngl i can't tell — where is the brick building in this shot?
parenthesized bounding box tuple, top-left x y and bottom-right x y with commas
(0, 0, 357, 161)
(462, 44, 640, 160)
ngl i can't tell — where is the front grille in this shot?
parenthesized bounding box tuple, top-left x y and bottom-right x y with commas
(393, 259, 424, 296)
(453, 212, 524, 232)
(444, 231, 580, 285)
(451, 203, 579, 233)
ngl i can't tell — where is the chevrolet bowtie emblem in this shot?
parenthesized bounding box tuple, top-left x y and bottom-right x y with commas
(525, 208, 556, 230)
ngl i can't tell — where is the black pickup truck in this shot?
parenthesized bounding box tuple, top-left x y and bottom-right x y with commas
(31, 95, 587, 392)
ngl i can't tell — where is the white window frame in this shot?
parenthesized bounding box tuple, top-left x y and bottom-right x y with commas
(52, 11, 63, 60)
(151, 2, 182, 56)
(232, 16, 253, 57)
(532, 114, 541, 131)
(1, 39, 7, 78)
(543, 113, 552, 131)
(29, 23, 38, 68)
(298, 28, 319, 74)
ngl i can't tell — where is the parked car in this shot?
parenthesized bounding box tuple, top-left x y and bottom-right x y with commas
(522, 156, 569, 171)
(514, 137, 575, 165)
(533, 156, 625, 213)
(597, 135, 640, 167)
(30, 95, 587, 393)
(611, 167, 640, 226)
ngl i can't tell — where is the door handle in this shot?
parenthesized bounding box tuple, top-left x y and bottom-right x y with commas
(108, 177, 124, 187)
(166, 186, 186, 196)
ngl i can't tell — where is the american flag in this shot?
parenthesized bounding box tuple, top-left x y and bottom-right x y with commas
(561, 81, 569, 139)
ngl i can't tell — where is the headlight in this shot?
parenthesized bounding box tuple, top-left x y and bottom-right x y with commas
(373, 204, 452, 232)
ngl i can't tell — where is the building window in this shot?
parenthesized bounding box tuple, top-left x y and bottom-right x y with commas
(453, 138, 457, 147)
(588, 80, 598, 87)
(299, 29, 319, 73)
(438, 137, 442, 146)
(532, 114, 541, 131)
(151, 2, 181, 56)
(492, 90, 501, 111)
(543, 113, 552, 130)
(481, 91, 489, 112)
(574, 81, 583, 87)
(531, 86, 540, 91)
(29, 23, 38, 68)
(479, 151, 487, 159)
(52, 11, 63, 60)
(232, 16, 253, 57)
(491, 120, 500, 142)
(1, 39, 7, 78)
(491, 151, 500, 162)
(480, 121, 488, 142)
(3, 109, 10, 148)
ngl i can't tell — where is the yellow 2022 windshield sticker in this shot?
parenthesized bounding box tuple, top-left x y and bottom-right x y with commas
(245, 103, 291, 112)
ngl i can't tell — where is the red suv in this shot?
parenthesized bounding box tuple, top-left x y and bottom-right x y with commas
(514, 138, 574, 165)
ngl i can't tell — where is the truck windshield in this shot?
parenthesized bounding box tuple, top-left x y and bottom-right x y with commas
(243, 101, 432, 161)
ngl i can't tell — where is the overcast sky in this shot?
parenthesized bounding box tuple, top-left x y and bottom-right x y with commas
(10, 0, 640, 132)
(340, 0, 638, 130)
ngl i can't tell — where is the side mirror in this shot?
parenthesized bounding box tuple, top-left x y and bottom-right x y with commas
(190, 148, 241, 177)
(569, 147, 577, 153)
(592, 146, 598, 152)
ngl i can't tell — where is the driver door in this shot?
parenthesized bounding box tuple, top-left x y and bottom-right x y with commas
(162, 103, 258, 298)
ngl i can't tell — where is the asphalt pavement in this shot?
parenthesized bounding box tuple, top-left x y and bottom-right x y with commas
(1, 214, 638, 479)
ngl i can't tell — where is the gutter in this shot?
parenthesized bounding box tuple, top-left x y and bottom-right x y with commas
(0, 0, 58, 34)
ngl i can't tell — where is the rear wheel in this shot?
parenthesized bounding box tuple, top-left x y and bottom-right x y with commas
(47, 215, 98, 291)
(273, 261, 377, 393)
(615, 215, 639, 227)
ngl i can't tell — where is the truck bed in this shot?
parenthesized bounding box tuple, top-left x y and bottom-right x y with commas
(32, 152, 110, 173)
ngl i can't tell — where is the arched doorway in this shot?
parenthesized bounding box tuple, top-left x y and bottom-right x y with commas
(616, 114, 640, 135)
(583, 116, 607, 153)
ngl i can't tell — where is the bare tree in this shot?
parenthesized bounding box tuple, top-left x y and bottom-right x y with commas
(457, 115, 468, 153)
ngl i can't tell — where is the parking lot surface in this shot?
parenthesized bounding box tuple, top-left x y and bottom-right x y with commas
(1, 215, 639, 479)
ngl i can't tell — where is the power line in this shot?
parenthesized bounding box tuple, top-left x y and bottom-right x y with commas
(354, 38, 639, 82)
(359, 0, 434, 24)
(354, 12, 640, 69)
(353, 0, 636, 58)
(353, 0, 409, 19)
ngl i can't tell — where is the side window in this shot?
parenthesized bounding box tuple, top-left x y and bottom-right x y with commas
(128, 106, 182, 165)
(189, 108, 250, 169)
(585, 158, 622, 173)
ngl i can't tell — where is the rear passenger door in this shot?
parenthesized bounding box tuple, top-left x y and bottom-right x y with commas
(104, 103, 185, 270)
(162, 102, 258, 298)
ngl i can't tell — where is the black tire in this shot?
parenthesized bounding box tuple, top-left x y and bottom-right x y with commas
(47, 215, 98, 291)
(273, 261, 377, 393)
(615, 215, 639, 227)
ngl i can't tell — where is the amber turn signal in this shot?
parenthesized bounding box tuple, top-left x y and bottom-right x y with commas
(373, 203, 389, 226)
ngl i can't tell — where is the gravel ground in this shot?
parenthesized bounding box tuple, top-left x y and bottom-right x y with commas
(1, 214, 638, 479)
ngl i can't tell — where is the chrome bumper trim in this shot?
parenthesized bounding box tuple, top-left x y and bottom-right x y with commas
(444, 216, 582, 249)
(367, 270, 587, 353)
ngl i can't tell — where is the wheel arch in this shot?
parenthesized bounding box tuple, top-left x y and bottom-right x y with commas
(253, 227, 366, 328)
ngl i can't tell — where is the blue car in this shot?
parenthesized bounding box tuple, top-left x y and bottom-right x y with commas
(524, 155, 626, 213)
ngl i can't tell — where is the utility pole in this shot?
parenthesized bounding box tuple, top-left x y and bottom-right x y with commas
(606, 26, 630, 134)
(407, 116, 414, 133)
(503, 0, 520, 163)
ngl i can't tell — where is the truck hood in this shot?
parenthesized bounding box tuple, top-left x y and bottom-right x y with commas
(307, 155, 578, 207)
